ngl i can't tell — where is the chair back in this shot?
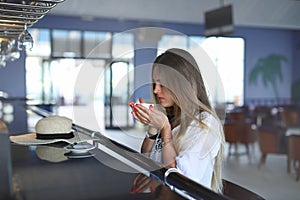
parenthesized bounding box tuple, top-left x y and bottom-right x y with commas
(239, 123, 256, 144)
(257, 130, 277, 154)
(224, 123, 240, 143)
(227, 112, 245, 123)
(280, 110, 299, 127)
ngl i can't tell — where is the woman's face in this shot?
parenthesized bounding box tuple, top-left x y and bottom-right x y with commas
(152, 67, 175, 108)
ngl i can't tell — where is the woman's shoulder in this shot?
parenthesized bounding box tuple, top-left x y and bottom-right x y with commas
(188, 111, 223, 144)
(185, 112, 219, 136)
(200, 111, 210, 120)
(195, 111, 220, 127)
(180, 111, 222, 157)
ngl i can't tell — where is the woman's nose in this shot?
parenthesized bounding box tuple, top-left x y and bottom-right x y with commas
(153, 84, 161, 94)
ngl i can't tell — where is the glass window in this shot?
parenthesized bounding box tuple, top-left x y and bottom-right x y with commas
(112, 32, 134, 59)
(26, 57, 43, 101)
(83, 31, 112, 58)
(157, 35, 188, 55)
(157, 34, 244, 106)
(27, 28, 51, 57)
(199, 37, 245, 105)
(52, 30, 82, 58)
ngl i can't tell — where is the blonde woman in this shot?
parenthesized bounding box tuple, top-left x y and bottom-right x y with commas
(130, 48, 225, 193)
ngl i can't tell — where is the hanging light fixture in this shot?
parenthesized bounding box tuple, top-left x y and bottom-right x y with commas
(0, 0, 65, 68)
(17, 23, 34, 51)
(6, 46, 20, 62)
(0, 40, 9, 68)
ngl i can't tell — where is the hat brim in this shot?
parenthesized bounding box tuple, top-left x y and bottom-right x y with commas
(9, 131, 93, 145)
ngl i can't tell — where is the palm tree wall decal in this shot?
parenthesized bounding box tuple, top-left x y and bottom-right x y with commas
(249, 54, 288, 99)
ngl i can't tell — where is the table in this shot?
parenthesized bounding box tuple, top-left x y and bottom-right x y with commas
(285, 127, 300, 136)
(10, 142, 188, 200)
(1, 100, 230, 200)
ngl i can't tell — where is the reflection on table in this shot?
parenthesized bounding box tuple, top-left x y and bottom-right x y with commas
(10, 143, 188, 200)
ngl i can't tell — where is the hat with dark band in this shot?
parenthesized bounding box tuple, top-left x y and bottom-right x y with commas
(10, 115, 93, 145)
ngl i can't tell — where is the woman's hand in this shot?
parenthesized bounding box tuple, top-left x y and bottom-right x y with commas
(131, 173, 160, 193)
(129, 98, 176, 168)
(130, 98, 169, 130)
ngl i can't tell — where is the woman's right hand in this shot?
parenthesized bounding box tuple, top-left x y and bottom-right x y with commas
(130, 101, 169, 131)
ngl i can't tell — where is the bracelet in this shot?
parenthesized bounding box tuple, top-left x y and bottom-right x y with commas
(145, 131, 158, 140)
(162, 135, 172, 144)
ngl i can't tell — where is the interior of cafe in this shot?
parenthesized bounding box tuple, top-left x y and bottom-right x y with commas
(0, 0, 300, 200)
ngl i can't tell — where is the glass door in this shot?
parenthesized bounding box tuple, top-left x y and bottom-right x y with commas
(105, 61, 134, 129)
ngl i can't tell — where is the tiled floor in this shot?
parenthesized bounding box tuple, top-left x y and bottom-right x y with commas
(104, 128, 300, 200)
(222, 144, 300, 200)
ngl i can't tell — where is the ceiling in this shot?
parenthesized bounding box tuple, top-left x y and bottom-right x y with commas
(48, 0, 300, 30)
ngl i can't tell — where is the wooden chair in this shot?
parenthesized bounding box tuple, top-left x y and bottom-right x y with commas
(257, 127, 286, 167)
(287, 135, 300, 181)
(239, 123, 257, 161)
(279, 110, 299, 127)
(224, 122, 256, 161)
(226, 111, 245, 122)
(252, 105, 272, 126)
(257, 130, 277, 167)
(223, 179, 265, 200)
(224, 123, 240, 157)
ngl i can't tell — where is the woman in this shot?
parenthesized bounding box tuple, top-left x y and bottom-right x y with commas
(130, 48, 225, 193)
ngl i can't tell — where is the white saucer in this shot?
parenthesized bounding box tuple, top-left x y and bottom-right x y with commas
(64, 142, 95, 154)
(64, 151, 95, 159)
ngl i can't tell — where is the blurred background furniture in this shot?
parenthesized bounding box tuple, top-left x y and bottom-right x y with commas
(224, 123, 239, 156)
(257, 129, 277, 167)
(254, 104, 300, 175)
(251, 105, 273, 127)
(287, 134, 300, 181)
(239, 123, 257, 161)
(281, 110, 299, 127)
(278, 105, 300, 128)
(257, 126, 287, 168)
(224, 111, 257, 161)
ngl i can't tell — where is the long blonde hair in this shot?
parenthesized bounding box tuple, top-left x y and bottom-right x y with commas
(152, 48, 225, 193)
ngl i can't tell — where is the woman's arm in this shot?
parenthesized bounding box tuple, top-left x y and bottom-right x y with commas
(141, 126, 157, 154)
(141, 137, 155, 154)
(161, 123, 177, 168)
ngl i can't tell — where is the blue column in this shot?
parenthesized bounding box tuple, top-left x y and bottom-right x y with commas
(133, 39, 158, 102)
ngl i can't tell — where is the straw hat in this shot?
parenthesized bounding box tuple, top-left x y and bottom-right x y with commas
(10, 115, 92, 145)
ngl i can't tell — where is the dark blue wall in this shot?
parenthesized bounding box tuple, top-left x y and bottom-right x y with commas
(234, 27, 296, 104)
(0, 52, 26, 98)
(292, 31, 300, 83)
